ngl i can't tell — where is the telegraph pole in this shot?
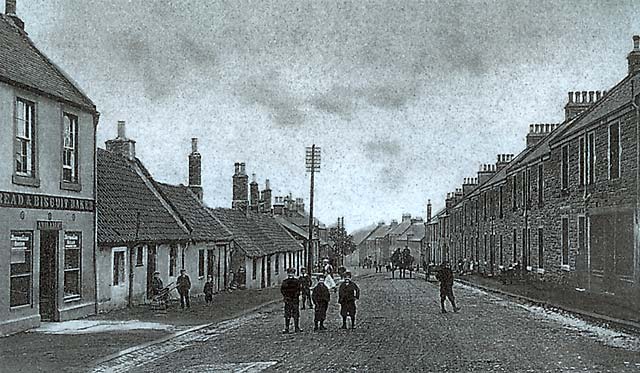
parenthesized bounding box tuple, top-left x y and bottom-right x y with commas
(306, 145, 321, 273)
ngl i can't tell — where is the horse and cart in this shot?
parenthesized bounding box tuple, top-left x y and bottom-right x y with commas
(390, 248, 416, 279)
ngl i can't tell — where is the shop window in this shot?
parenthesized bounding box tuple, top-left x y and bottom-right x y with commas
(62, 113, 79, 184)
(63, 232, 81, 299)
(10, 231, 33, 307)
(113, 250, 125, 286)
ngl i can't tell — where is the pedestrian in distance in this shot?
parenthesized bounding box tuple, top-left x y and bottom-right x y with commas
(177, 269, 192, 309)
(436, 261, 460, 314)
(312, 274, 330, 331)
(203, 275, 214, 305)
(280, 267, 302, 333)
(338, 271, 360, 329)
(299, 268, 313, 309)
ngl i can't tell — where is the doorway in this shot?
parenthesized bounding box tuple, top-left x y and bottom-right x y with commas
(39, 230, 58, 321)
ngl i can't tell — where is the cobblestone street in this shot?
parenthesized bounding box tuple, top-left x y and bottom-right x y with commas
(90, 273, 640, 372)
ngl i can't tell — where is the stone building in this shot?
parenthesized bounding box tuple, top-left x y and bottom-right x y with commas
(426, 36, 640, 301)
(0, 3, 99, 335)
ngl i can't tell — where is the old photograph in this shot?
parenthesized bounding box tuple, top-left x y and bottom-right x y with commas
(0, 0, 639, 372)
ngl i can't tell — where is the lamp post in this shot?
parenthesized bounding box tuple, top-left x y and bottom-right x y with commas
(306, 145, 321, 273)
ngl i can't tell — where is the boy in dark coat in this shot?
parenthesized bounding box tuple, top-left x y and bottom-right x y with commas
(280, 268, 302, 333)
(299, 268, 313, 309)
(177, 269, 191, 309)
(312, 274, 330, 331)
(338, 272, 360, 329)
(151, 271, 163, 297)
(203, 275, 214, 305)
(436, 261, 460, 313)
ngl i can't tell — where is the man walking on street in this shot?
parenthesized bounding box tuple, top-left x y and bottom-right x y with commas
(177, 269, 191, 309)
(299, 268, 313, 309)
(312, 274, 330, 331)
(338, 272, 360, 329)
(281, 268, 302, 333)
(436, 261, 460, 314)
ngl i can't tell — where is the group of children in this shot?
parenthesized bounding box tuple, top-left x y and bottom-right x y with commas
(281, 266, 360, 333)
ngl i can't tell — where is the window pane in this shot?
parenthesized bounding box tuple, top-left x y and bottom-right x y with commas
(10, 275, 31, 307)
(10, 232, 32, 307)
(64, 270, 80, 298)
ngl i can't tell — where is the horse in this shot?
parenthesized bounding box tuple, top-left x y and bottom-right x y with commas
(390, 248, 415, 279)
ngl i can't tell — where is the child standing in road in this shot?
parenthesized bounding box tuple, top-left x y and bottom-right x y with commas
(204, 275, 214, 305)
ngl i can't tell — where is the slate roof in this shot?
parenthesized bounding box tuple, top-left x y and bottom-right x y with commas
(552, 74, 637, 143)
(388, 219, 413, 236)
(275, 216, 309, 239)
(97, 149, 189, 245)
(351, 224, 378, 246)
(211, 209, 303, 257)
(367, 224, 391, 240)
(0, 15, 95, 111)
(155, 183, 232, 242)
(398, 222, 426, 241)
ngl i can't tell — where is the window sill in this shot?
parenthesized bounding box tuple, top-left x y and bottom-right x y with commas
(64, 295, 82, 303)
(12, 174, 40, 188)
(60, 181, 82, 192)
(561, 264, 570, 271)
(10, 304, 32, 311)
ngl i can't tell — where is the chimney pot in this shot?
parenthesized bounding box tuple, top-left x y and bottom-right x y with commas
(265, 179, 271, 190)
(582, 91, 588, 102)
(191, 138, 198, 153)
(568, 91, 573, 103)
(589, 91, 594, 102)
(117, 120, 126, 139)
(529, 124, 534, 132)
(5, 0, 16, 15)
(634, 35, 640, 51)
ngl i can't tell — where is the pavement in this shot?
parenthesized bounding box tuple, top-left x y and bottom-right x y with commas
(91, 271, 640, 373)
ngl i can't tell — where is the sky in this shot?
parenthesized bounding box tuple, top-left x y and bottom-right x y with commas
(14, 0, 640, 231)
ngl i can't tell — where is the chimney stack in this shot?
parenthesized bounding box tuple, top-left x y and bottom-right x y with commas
(462, 177, 478, 196)
(628, 35, 640, 75)
(564, 90, 603, 120)
(261, 178, 272, 214)
(401, 213, 412, 222)
(232, 162, 249, 211)
(526, 123, 559, 148)
(188, 138, 203, 201)
(477, 163, 496, 185)
(5, 0, 24, 29)
(426, 199, 432, 221)
(495, 153, 514, 172)
(249, 173, 259, 212)
(105, 120, 136, 160)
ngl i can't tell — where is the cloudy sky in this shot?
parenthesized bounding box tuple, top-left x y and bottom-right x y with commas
(16, 0, 640, 230)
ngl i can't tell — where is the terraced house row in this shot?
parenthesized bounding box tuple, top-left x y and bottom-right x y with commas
(426, 36, 640, 301)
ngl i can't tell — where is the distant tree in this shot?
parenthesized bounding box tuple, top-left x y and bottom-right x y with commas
(328, 224, 356, 265)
